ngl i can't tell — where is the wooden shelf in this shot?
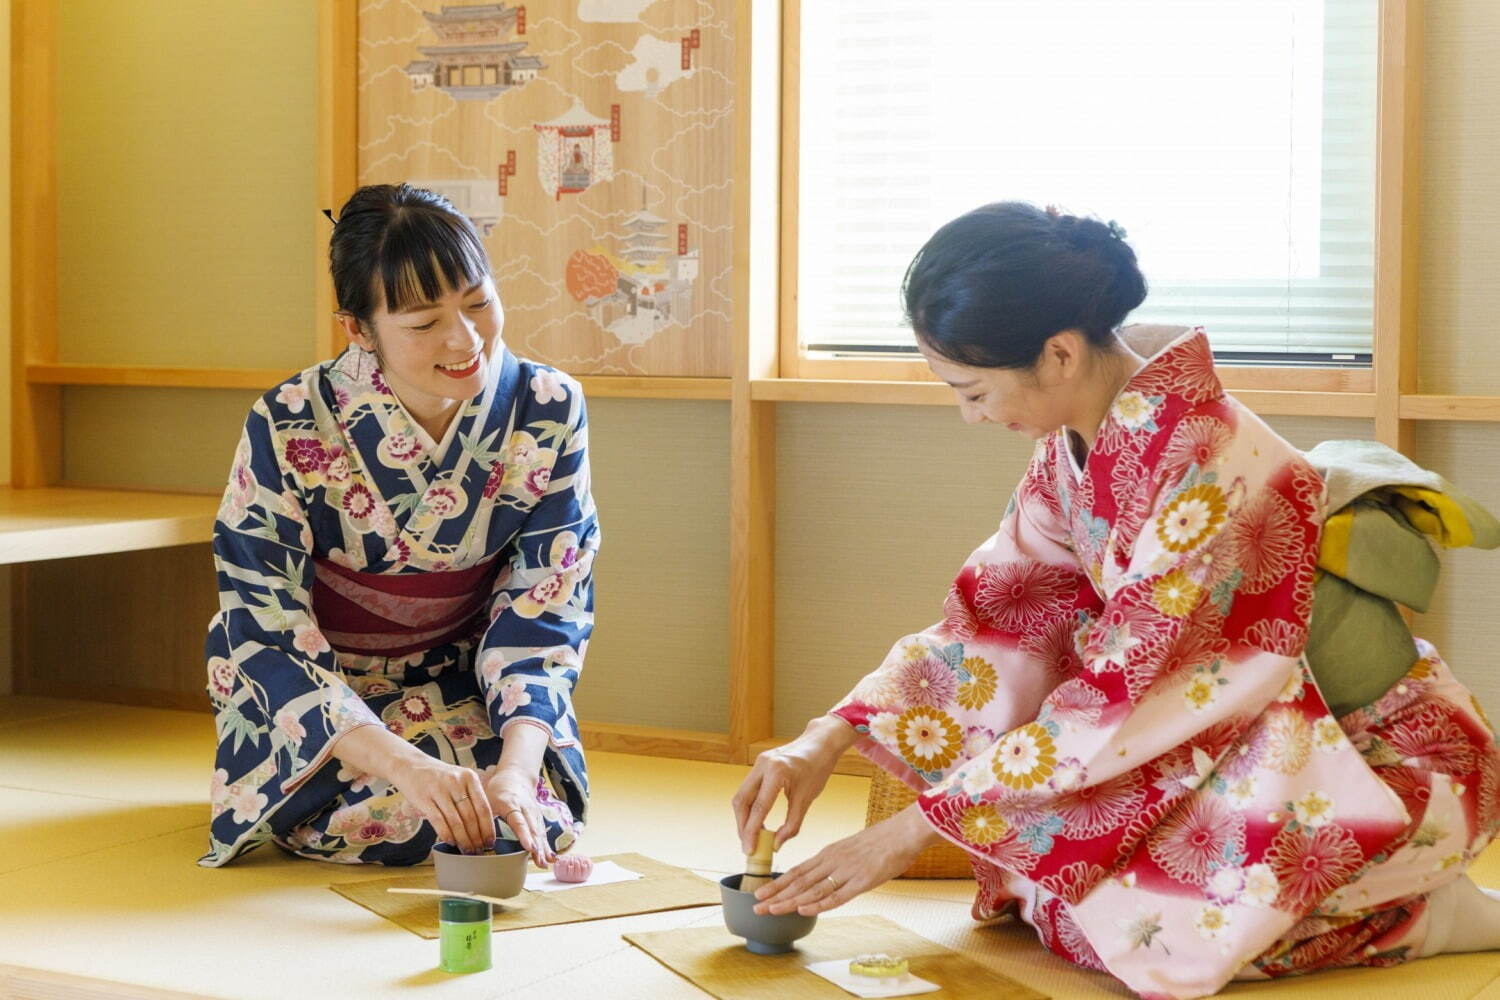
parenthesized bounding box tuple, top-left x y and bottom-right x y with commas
(753, 378, 951, 406)
(1400, 395, 1500, 422)
(576, 376, 731, 400)
(28, 364, 733, 401)
(0, 487, 219, 565)
(752, 378, 1380, 418)
(28, 363, 296, 390)
(578, 722, 733, 763)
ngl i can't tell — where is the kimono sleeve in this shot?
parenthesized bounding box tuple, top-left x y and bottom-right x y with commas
(475, 386, 599, 759)
(208, 398, 383, 798)
(829, 437, 1101, 790)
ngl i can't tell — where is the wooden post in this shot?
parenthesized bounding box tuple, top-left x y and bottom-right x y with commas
(317, 0, 359, 362)
(728, 0, 783, 763)
(1373, 0, 1423, 456)
(11, 0, 59, 488)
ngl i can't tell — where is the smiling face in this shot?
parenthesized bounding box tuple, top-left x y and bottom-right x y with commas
(339, 275, 505, 418)
(918, 330, 1089, 437)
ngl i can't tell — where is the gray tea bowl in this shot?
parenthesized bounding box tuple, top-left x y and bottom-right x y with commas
(719, 874, 817, 955)
(433, 838, 528, 899)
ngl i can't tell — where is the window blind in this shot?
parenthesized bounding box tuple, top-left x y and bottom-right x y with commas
(796, 0, 1377, 365)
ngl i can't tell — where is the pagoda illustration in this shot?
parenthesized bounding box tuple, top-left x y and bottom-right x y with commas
(565, 189, 700, 345)
(534, 101, 616, 200)
(404, 4, 544, 101)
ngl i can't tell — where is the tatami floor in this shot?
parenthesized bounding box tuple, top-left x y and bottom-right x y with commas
(0, 696, 1496, 1000)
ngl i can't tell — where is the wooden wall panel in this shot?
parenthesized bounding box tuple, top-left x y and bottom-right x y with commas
(17, 543, 217, 711)
(358, 1, 734, 377)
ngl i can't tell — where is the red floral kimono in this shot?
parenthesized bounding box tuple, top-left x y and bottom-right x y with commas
(831, 326, 1500, 999)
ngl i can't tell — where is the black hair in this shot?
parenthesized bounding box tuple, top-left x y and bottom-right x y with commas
(328, 183, 491, 325)
(902, 201, 1147, 369)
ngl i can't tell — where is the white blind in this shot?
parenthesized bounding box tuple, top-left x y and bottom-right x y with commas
(797, 0, 1377, 364)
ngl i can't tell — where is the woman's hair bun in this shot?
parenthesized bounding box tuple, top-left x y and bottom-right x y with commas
(903, 201, 1148, 369)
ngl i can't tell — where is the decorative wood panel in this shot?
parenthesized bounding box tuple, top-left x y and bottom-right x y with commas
(357, 1, 734, 377)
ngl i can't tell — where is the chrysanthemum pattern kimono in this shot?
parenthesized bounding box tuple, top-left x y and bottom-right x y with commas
(831, 328, 1500, 999)
(200, 345, 597, 868)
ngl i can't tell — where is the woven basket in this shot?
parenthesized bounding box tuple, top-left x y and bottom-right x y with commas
(864, 767, 975, 879)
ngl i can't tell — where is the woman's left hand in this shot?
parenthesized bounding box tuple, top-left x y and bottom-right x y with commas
(484, 765, 556, 868)
(752, 803, 943, 916)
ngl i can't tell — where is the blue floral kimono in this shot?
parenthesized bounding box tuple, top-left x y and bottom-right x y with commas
(199, 345, 598, 867)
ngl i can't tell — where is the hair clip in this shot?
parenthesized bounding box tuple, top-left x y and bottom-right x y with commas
(1106, 219, 1128, 241)
(321, 208, 336, 223)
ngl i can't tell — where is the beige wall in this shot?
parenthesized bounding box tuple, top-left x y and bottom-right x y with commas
(772, 412, 1380, 737)
(572, 400, 731, 732)
(1416, 1, 1500, 397)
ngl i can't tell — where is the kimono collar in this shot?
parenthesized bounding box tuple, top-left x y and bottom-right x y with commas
(1112, 324, 1223, 409)
(1058, 325, 1223, 477)
(324, 343, 520, 436)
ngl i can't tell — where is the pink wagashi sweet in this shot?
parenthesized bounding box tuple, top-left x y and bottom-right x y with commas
(552, 853, 593, 883)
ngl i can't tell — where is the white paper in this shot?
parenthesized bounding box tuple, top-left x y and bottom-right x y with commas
(523, 859, 643, 893)
(804, 959, 940, 999)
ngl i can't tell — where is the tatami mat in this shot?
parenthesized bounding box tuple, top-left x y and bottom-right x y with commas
(0, 696, 1495, 999)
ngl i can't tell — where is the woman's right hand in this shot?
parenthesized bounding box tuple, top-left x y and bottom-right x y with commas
(387, 751, 497, 856)
(731, 716, 858, 854)
(333, 724, 498, 855)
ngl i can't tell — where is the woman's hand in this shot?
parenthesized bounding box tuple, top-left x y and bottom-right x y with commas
(332, 723, 495, 855)
(485, 765, 556, 868)
(731, 716, 859, 854)
(386, 752, 496, 856)
(752, 804, 943, 916)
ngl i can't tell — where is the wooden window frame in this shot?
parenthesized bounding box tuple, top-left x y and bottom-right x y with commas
(773, 0, 1412, 421)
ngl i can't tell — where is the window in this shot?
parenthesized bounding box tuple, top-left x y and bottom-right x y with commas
(793, 0, 1378, 369)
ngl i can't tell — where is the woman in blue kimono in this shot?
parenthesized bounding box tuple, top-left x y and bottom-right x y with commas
(200, 183, 598, 868)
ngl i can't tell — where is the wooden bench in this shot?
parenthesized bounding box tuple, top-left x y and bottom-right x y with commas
(2, 488, 221, 711)
(0, 487, 218, 565)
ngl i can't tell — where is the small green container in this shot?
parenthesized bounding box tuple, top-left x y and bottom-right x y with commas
(439, 896, 493, 974)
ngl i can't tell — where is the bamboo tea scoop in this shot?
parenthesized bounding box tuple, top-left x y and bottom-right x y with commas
(740, 827, 775, 891)
(386, 886, 515, 907)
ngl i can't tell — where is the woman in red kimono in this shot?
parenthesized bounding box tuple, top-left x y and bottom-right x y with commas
(733, 203, 1500, 998)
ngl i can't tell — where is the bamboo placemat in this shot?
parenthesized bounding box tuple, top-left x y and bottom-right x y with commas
(332, 852, 719, 939)
(624, 914, 1048, 999)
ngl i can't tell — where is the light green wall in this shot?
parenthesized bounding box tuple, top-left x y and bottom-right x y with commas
(61, 387, 256, 493)
(55, 1, 316, 371)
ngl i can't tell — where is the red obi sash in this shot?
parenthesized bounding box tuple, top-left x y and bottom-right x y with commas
(311, 557, 501, 658)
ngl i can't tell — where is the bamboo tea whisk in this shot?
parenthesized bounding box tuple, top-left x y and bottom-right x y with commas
(740, 827, 775, 891)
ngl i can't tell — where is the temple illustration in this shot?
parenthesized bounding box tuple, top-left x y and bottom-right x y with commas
(534, 101, 616, 200)
(404, 4, 544, 101)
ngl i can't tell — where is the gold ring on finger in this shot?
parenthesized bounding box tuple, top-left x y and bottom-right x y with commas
(824, 875, 841, 892)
